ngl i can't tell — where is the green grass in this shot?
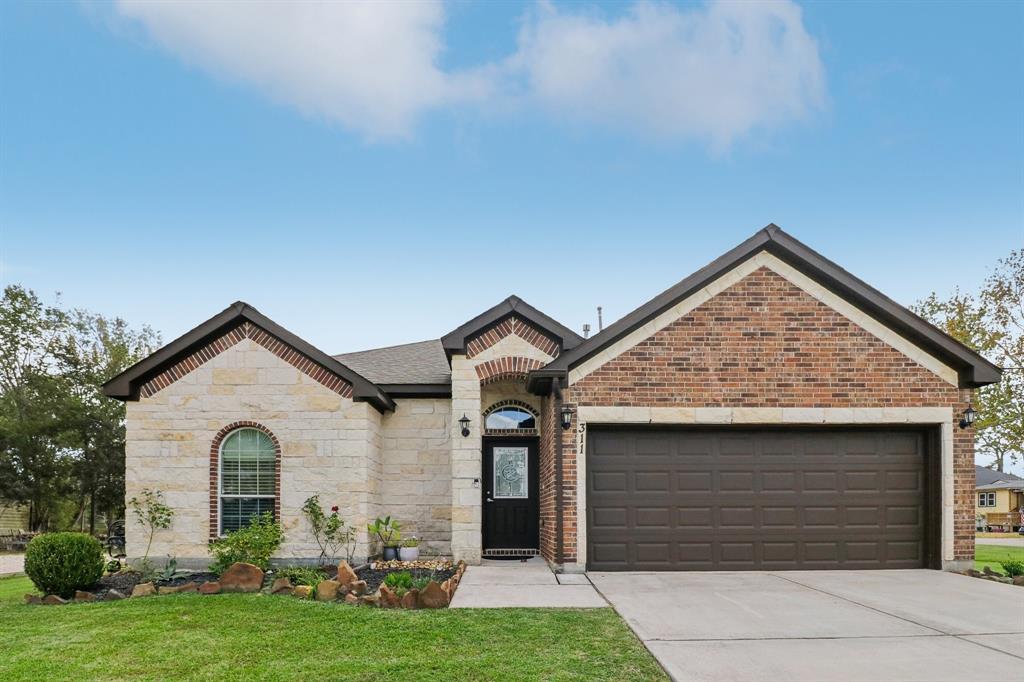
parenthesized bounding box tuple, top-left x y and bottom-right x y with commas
(974, 544, 1024, 573)
(0, 576, 666, 681)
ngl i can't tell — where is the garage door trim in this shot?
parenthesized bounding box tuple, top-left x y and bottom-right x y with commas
(584, 424, 942, 572)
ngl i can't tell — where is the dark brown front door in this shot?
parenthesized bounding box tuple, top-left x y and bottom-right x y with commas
(587, 427, 933, 571)
(483, 438, 539, 550)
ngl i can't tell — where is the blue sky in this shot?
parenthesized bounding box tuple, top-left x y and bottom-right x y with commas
(1, 0, 1021, 361)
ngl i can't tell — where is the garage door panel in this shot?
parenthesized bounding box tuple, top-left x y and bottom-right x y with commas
(588, 427, 929, 571)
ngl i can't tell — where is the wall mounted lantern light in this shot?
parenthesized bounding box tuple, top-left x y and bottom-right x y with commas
(459, 414, 471, 437)
(560, 405, 574, 430)
(959, 405, 977, 429)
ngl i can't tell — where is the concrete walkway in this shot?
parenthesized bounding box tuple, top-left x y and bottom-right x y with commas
(590, 570, 1024, 682)
(0, 553, 25, 577)
(450, 557, 606, 608)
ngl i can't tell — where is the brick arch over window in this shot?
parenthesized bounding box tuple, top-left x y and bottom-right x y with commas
(208, 421, 281, 542)
(475, 357, 545, 385)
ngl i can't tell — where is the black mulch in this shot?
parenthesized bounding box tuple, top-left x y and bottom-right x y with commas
(83, 570, 219, 599)
(355, 566, 457, 594)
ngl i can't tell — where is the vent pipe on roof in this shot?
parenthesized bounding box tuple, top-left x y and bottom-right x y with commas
(582, 323, 590, 339)
(597, 306, 603, 332)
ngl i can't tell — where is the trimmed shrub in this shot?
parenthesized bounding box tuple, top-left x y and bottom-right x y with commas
(1001, 559, 1024, 577)
(24, 533, 105, 598)
(209, 512, 283, 575)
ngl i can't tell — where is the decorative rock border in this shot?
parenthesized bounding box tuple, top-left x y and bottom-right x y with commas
(23, 559, 470, 608)
(962, 566, 1024, 586)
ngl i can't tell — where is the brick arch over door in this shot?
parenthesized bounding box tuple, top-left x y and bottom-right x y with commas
(475, 357, 545, 385)
(208, 421, 282, 542)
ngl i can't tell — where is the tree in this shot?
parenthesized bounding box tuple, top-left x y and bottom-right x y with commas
(0, 286, 73, 529)
(0, 285, 159, 531)
(914, 249, 1023, 472)
(55, 309, 160, 533)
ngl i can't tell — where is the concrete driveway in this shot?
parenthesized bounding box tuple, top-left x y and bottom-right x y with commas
(589, 570, 1024, 681)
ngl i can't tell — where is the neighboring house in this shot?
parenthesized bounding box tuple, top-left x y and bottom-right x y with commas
(103, 225, 1001, 572)
(975, 465, 1023, 531)
(0, 502, 29, 533)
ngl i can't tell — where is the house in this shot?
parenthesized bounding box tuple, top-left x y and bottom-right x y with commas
(975, 465, 1023, 531)
(0, 502, 29, 534)
(103, 225, 1001, 572)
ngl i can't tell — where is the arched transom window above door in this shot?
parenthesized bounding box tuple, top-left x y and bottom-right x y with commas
(484, 400, 539, 436)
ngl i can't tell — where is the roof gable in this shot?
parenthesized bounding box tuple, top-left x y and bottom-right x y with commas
(531, 225, 1001, 391)
(103, 302, 394, 412)
(441, 295, 583, 359)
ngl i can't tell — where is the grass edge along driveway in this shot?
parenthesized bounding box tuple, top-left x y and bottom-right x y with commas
(0, 575, 667, 681)
(974, 544, 1024, 573)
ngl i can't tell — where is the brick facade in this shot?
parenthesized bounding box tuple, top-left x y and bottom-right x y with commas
(539, 267, 973, 565)
(475, 356, 546, 385)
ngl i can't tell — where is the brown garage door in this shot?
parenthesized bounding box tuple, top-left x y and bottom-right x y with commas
(587, 427, 933, 571)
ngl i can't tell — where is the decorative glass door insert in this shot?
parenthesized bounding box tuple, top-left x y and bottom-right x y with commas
(493, 446, 528, 498)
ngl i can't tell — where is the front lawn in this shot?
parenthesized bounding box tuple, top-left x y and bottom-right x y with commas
(974, 544, 1024, 573)
(0, 576, 666, 681)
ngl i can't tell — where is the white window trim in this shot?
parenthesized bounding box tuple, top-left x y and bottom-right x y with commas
(979, 492, 996, 508)
(217, 427, 277, 537)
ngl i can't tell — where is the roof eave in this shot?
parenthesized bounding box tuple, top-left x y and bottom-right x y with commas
(102, 302, 395, 413)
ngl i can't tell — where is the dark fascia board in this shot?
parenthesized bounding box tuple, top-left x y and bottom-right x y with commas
(440, 295, 584, 358)
(378, 383, 452, 398)
(533, 224, 1001, 391)
(102, 302, 396, 412)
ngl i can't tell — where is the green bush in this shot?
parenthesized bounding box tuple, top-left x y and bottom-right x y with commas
(209, 512, 284, 575)
(1001, 559, 1024, 577)
(384, 571, 413, 590)
(277, 565, 328, 586)
(24, 532, 105, 598)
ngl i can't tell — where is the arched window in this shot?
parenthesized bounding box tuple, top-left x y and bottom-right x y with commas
(218, 427, 277, 534)
(484, 401, 538, 433)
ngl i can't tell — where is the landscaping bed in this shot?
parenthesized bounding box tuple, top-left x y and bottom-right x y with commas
(25, 559, 467, 609)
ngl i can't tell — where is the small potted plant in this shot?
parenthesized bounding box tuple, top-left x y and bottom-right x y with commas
(368, 516, 402, 561)
(399, 536, 419, 562)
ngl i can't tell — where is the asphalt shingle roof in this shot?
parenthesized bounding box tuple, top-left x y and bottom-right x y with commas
(333, 339, 450, 385)
(976, 465, 1023, 487)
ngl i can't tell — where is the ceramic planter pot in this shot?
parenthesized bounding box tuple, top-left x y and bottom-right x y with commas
(399, 546, 419, 561)
(382, 546, 399, 561)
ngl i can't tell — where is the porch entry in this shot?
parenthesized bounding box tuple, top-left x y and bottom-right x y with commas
(482, 437, 539, 557)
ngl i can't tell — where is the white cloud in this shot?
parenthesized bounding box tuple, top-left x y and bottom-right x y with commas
(114, 0, 489, 140)
(112, 0, 825, 148)
(506, 1, 826, 149)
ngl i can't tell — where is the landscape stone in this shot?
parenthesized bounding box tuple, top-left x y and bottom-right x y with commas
(131, 582, 156, 598)
(315, 579, 340, 601)
(292, 585, 313, 599)
(220, 563, 264, 593)
(359, 593, 380, 607)
(379, 585, 400, 608)
(349, 580, 368, 595)
(105, 589, 126, 601)
(344, 593, 359, 605)
(24, 594, 41, 605)
(198, 581, 222, 595)
(159, 582, 198, 595)
(271, 577, 293, 594)
(1013, 576, 1024, 586)
(417, 581, 449, 609)
(42, 594, 68, 605)
(401, 589, 419, 609)
(74, 590, 96, 602)
(336, 560, 358, 586)
(966, 569, 983, 578)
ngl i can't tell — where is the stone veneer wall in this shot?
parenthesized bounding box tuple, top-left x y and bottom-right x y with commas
(541, 267, 972, 567)
(378, 398, 453, 557)
(125, 337, 383, 568)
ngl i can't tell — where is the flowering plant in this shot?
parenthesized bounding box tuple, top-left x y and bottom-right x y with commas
(302, 495, 356, 564)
